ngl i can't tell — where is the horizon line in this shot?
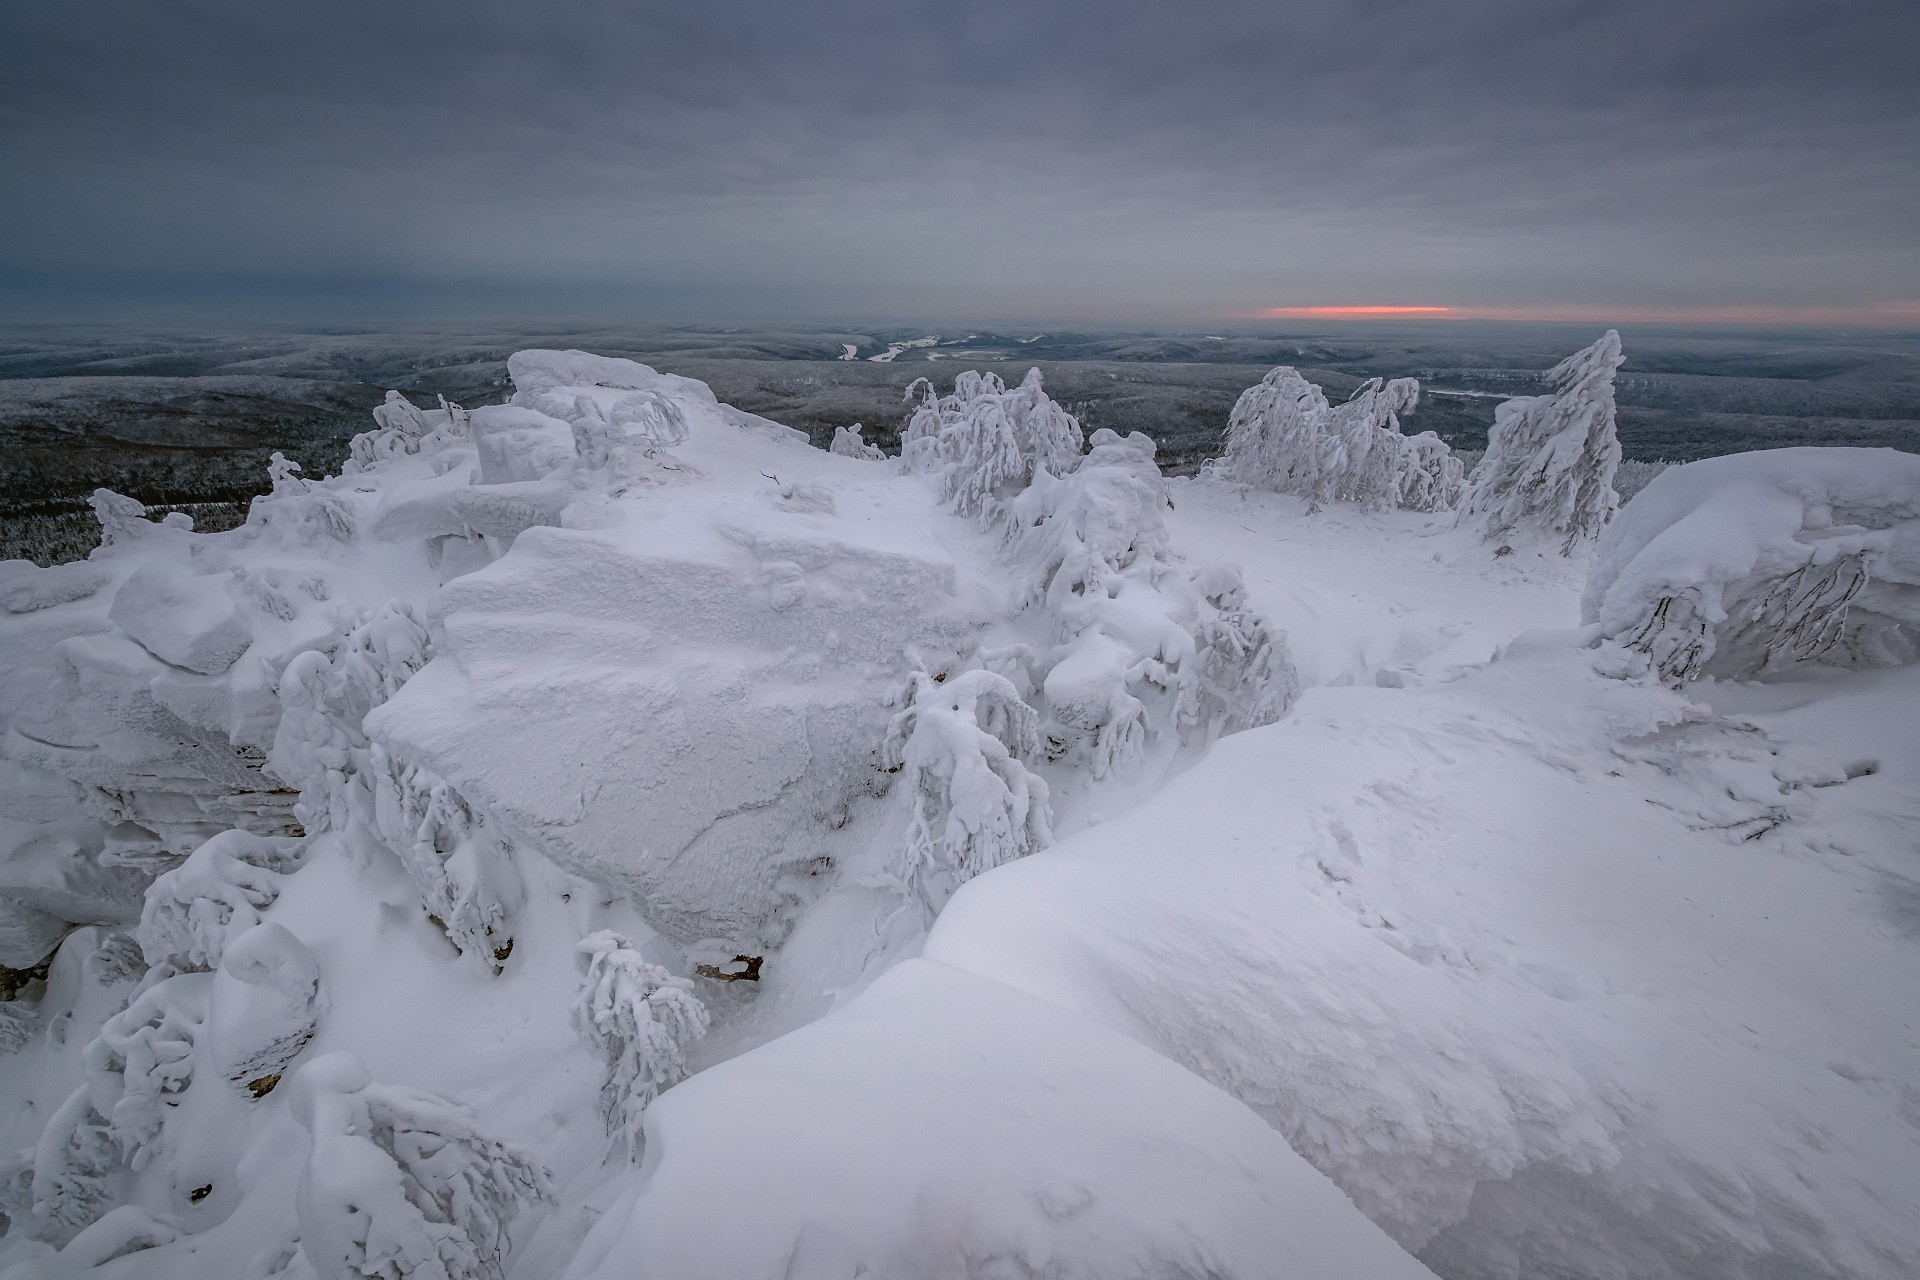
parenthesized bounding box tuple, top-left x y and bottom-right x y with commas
(1253, 303, 1920, 326)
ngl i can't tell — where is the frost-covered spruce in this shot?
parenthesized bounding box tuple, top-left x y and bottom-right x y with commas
(571, 931, 710, 1159)
(137, 829, 308, 975)
(1319, 378, 1414, 511)
(881, 670, 1051, 914)
(22, 1086, 120, 1245)
(1181, 564, 1300, 740)
(829, 423, 885, 460)
(290, 1052, 552, 1280)
(370, 747, 525, 973)
(1396, 429, 1467, 512)
(900, 369, 1084, 518)
(345, 391, 432, 473)
(1206, 366, 1333, 499)
(271, 601, 434, 840)
(1463, 330, 1624, 553)
(80, 972, 209, 1167)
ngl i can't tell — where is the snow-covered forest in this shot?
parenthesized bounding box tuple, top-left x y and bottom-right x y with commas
(1, 338, 1916, 1279)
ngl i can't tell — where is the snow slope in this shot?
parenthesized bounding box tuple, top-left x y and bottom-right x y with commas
(0, 353, 1914, 1280)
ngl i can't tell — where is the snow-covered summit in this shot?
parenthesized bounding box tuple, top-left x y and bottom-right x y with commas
(0, 349, 1915, 1280)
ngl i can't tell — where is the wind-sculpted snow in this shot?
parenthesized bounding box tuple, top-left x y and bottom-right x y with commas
(0, 347, 1914, 1280)
(561, 959, 1439, 1280)
(1464, 330, 1624, 553)
(922, 636, 1920, 1278)
(1585, 446, 1920, 681)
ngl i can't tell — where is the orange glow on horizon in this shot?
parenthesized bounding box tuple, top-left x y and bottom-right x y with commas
(1260, 306, 1456, 318)
(1250, 302, 1920, 326)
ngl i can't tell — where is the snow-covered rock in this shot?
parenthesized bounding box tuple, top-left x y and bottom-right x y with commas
(1584, 446, 1920, 681)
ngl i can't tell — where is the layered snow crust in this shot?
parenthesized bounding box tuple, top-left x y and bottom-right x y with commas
(0, 348, 1915, 1280)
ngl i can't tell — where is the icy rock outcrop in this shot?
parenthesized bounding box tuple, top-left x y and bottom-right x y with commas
(1208, 370, 1462, 513)
(1463, 330, 1624, 553)
(290, 1052, 552, 1280)
(108, 561, 255, 676)
(208, 921, 322, 1096)
(0, 815, 146, 968)
(1584, 446, 1920, 681)
(367, 355, 983, 953)
(572, 930, 709, 1159)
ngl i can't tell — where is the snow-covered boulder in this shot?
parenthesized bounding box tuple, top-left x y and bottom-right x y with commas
(208, 921, 322, 1097)
(1584, 446, 1920, 681)
(0, 561, 111, 616)
(108, 562, 255, 676)
(1463, 330, 1624, 553)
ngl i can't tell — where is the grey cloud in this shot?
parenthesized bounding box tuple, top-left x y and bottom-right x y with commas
(1, 0, 1914, 320)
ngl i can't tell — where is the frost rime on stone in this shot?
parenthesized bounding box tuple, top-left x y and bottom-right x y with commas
(571, 931, 710, 1160)
(1463, 330, 1625, 553)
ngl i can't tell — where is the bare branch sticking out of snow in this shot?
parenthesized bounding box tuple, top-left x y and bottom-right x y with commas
(571, 931, 710, 1160)
(290, 1052, 552, 1280)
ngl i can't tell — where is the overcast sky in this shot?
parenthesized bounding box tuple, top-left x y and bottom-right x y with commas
(2, 0, 1914, 324)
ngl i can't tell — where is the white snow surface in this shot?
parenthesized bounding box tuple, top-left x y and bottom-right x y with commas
(0, 350, 1915, 1280)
